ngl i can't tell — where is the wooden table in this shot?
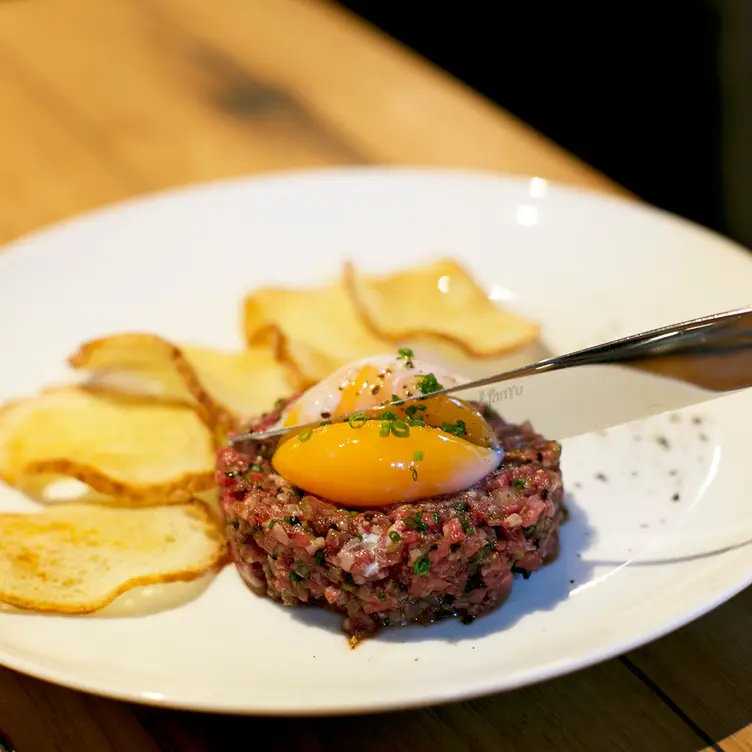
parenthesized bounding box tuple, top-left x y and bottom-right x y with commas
(0, 1, 749, 750)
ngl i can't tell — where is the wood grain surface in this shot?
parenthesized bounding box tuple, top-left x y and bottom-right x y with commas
(0, 0, 748, 750)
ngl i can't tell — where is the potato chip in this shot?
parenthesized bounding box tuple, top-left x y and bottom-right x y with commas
(0, 387, 215, 504)
(243, 284, 392, 383)
(69, 333, 299, 435)
(344, 259, 540, 356)
(0, 501, 227, 613)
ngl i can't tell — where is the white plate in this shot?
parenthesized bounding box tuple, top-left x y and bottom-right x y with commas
(0, 167, 750, 715)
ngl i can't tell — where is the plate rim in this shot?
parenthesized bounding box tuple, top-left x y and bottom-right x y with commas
(2, 165, 750, 263)
(1, 571, 750, 716)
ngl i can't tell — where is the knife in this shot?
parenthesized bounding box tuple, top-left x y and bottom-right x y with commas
(231, 306, 752, 445)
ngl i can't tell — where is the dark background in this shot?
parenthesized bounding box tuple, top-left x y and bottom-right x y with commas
(335, 0, 752, 251)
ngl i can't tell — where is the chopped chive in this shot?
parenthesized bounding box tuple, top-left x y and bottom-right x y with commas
(248, 464, 263, 473)
(298, 428, 313, 442)
(283, 515, 301, 526)
(413, 556, 431, 575)
(403, 517, 417, 529)
(407, 418, 425, 427)
(267, 519, 280, 529)
(416, 373, 443, 394)
(433, 511, 441, 524)
(460, 517, 474, 535)
(397, 347, 414, 360)
(380, 411, 398, 421)
(348, 412, 368, 429)
(379, 420, 391, 437)
(410, 465, 418, 481)
(314, 549, 326, 565)
(390, 419, 410, 438)
(289, 571, 304, 583)
(391, 393, 401, 403)
(413, 450, 424, 462)
(405, 405, 418, 417)
(512, 479, 526, 489)
(389, 530, 401, 543)
(440, 420, 466, 437)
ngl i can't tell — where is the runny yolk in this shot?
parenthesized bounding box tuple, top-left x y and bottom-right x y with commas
(334, 365, 382, 416)
(271, 421, 502, 507)
(281, 365, 383, 429)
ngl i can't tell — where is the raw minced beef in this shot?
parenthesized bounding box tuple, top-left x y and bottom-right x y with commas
(217, 400, 566, 639)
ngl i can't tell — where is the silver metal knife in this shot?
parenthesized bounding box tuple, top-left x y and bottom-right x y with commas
(230, 306, 752, 445)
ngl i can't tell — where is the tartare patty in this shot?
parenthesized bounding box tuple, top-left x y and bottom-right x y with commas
(217, 400, 566, 638)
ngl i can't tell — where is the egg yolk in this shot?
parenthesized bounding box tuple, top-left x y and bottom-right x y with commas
(281, 363, 498, 449)
(281, 364, 385, 429)
(271, 420, 502, 507)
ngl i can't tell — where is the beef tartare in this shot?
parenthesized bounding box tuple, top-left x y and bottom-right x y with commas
(218, 398, 565, 639)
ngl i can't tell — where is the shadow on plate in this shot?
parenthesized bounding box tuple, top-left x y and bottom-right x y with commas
(283, 492, 595, 644)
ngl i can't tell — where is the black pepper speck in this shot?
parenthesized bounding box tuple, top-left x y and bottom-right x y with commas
(595, 472, 608, 482)
(672, 493, 680, 502)
(656, 436, 670, 449)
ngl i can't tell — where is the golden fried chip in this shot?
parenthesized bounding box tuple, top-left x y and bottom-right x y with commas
(0, 501, 227, 614)
(243, 284, 392, 383)
(344, 259, 540, 356)
(0, 387, 215, 504)
(69, 333, 299, 435)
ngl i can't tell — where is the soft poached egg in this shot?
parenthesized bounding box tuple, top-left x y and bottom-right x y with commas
(271, 353, 502, 506)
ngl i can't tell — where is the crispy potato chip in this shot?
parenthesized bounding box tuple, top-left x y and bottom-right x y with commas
(0, 387, 215, 504)
(243, 284, 393, 383)
(0, 501, 227, 614)
(344, 259, 540, 356)
(68, 333, 299, 435)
